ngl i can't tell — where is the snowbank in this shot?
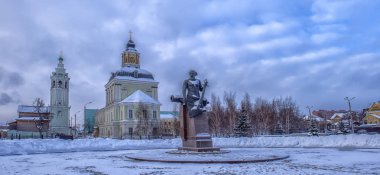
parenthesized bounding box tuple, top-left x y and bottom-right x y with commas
(0, 134, 379, 156)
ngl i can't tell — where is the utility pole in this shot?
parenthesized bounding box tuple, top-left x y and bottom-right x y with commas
(306, 106, 313, 131)
(84, 101, 92, 135)
(73, 110, 80, 137)
(344, 97, 355, 133)
(286, 107, 290, 135)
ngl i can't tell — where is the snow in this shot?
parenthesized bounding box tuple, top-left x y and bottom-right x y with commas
(369, 113, 380, 119)
(114, 76, 158, 82)
(120, 90, 160, 105)
(331, 113, 345, 119)
(304, 115, 324, 121)
(15, 117, 49, 121)
(1, 148, 380, 175)
(17, 105, 50, 113)
(160, 113, 175, 119)
(0, 134, 379, 156)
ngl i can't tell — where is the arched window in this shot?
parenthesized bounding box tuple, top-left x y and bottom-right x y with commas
(58, 81, 62, 88)
(52, 81, 55, 88)
(65, 82, 68, 88)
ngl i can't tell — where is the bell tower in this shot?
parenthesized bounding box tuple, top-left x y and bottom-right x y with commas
(121, 31, 140, 68)
(50, 53, 70, 134)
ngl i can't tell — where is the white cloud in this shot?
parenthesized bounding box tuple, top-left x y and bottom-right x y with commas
(311, 32, 340, 44)
(0, 0, 379, 122)
(244, 36, 302, 53)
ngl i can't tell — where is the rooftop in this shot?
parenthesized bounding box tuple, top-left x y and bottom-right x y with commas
(120, 90, 160, 105)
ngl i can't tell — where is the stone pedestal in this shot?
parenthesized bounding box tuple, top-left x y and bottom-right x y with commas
(179, 105, 220, 152)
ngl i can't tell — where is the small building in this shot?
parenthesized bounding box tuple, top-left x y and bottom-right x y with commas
(363, 102, 380, 124)
(330, 113, 345, 123)
(363, 114, 380, 124)
(84, 109, 98, 134)
(160, 111, 179, 137)
(8, 105, 51, 138)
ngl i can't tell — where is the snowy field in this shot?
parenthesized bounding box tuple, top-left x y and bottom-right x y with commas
(0, 148, 379, 175)
(1, 135, 380, 175)
(0, 134, 379, 156)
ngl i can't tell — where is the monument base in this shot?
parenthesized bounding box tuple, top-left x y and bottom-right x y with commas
(178, 147, 220, 152)
(179, 134, 220, 152)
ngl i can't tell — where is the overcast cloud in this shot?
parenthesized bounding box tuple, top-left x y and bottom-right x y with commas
(0, 0, 379, 124)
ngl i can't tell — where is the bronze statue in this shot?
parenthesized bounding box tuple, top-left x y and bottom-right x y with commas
(170, 70, 219, 152)
(182, 70, 208, 117)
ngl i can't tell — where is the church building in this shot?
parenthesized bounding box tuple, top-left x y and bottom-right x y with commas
(7, 54, 71, 137)
(50, 54, 71, 134)
(94, 34, 160, 139)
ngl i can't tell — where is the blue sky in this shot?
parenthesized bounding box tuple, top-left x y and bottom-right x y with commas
(0, 0, 379, 123)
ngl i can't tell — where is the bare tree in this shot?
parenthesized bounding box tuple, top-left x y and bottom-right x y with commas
(224, 91, 237, 136)
(135, 103, 149, 138)
(33, 98, 49, 139)
(252, 97, 276, 135)
(208, 93, 224, 136)
(172, 104, 180, 137)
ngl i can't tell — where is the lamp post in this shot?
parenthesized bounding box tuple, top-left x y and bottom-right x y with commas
(306, 106, 313, 131)
(344, 97, 355, 133)
(84, 101, 92, 134)
(73, 110, 80, 137)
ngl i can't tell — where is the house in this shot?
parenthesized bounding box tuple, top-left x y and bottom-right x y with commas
(160, 111, 179, 137)
(330, 113, 346, 123)
(7, 105, 51, 138)
(363, 102, 380, 124)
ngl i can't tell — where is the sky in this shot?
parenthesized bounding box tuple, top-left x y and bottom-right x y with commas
(0, 0, 379, 124)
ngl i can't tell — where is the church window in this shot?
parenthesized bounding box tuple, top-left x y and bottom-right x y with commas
(143, 110, 147, 119)
(133, 70, 138, 78)
(153, 111, 157, 119)
(58, 81, 62, 88)
(153, 128, 158, 135)
(129, 110, 133, 119)
(129, 128, 133, 135)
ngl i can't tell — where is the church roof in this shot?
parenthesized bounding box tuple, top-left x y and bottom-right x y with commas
(109, 67, 156, 82)
(370, 102, 380, 111)
(18, 105, 50, 113)
(160, 111, 178, 119)
(120, 90, 160, 105)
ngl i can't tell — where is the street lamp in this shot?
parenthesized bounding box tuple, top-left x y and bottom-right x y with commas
(344, 97, 355, 133)
(306, 106, 313, 132)
(72, 110, 80, 137)
(84, 101, 92, 134)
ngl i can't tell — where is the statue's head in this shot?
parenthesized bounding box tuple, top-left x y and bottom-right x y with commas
(189, 70, 197, 78)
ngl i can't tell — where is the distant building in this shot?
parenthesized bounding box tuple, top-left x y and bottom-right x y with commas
(7, 54, 71, 137)
(312, 109, 347, 120)
(363, 102, 380, 124)
(330, 113, 346, 123)
(7, 105, 51, 137)
(84, 109, 98, 133)
(95, 34, 160, 139)
(160, 111, 179, 137)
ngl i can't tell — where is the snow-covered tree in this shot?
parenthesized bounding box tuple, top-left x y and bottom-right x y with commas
(233, 107, 250, 137)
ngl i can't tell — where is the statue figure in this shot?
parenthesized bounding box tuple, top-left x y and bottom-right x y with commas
(182, 70, 208, 117)
(170, 69, 219, 152)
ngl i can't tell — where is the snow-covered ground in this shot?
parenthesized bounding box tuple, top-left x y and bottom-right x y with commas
(0, 134, 379, 156)
(1, 148, 379, 175)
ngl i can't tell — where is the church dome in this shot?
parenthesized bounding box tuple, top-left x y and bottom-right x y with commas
(109, 67, 155, 81)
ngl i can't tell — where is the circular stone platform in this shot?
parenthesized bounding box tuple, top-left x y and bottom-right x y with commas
(125, 148, 289, 164)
